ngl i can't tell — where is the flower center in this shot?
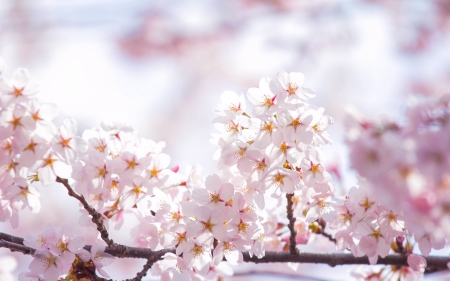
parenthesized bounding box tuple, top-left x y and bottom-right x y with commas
(287, 83, 298, 95)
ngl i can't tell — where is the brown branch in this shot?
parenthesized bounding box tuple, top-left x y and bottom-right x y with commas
(319, 231, 337, 244)
(12, 178, 443, 279)
(55, 177, 126, 255)
(242, 252, 450, 273)
(286, 193, 297, 255)
(0, 239, 35, 255)
(127, 258, 156, 281)
(0, 232, 26, 245)
(55, 177, 158, 280)
(1, 231, 449, 275)
(0, 230, 174, 259)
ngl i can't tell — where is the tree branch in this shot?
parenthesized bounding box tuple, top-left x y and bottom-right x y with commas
(128, 258, 156, 281)
(0, 239, 35, 255)
(286, 193, 297, 255)
(55, 177, 126, 255)
(318, 230, 337, 244)
(1, 231, 449, 275)
(242, 252, 450, 273)
(24, 178, 445, 278)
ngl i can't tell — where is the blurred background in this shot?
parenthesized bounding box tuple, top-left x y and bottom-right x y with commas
(0, 0, 449, 280)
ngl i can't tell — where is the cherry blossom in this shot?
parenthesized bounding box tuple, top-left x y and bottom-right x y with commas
(407, 254, 426, 273)
(192, 174, 233, 209)
(28, 249, 63, 281)
(247, 77, 279, 118)
(52, 118, 87, 163)
(0, 63, 449, 281)
(275, 71, 317, 104)
(0, 68, 39, 107)
(215, 90, 246, 118)
(155, 253, 193, 281)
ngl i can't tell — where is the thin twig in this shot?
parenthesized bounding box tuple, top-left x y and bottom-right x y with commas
(127, 258, 155, 281)
(55, 177, 157, 281)
(56, 177, 126, 255)
(286, 193, 297, 255)
(319, 231, 337, 244)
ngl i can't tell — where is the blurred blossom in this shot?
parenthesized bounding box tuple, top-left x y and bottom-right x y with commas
(0, 255, 17, 281)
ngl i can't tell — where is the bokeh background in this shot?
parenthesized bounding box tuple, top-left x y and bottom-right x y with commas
(0, 0, 450, 280)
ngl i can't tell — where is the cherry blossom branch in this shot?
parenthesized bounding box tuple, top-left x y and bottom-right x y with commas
(0, 231, 170, 281)
(286, 193, 297, 254)
(55, 177, 126, 255)
(1, 231, 449, 275)
(0, 231, 168, 259)
(0, 231, 28, 245)
(319, 232, 337, 244)
(308, 219, 337, 244)
(0, 239, 34, 255)
(131, 258, 157, 281)
(242, 252, 449, 273)
(54, 178, 157, 281)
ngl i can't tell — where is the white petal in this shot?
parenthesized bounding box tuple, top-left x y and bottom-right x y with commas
(205, 174, 222, 193)
(38, 166, 56, 186)
(11, 68, 30, 89)
(61, 118, 77, 137)
(289, 72, 305, 87)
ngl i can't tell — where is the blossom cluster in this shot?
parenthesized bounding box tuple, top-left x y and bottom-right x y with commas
(0, 55, 447, 280)
(345, 95, 450, 257)
(18, 225, 113, 280)
(148, 71, 338, 279)
(0, 60, 88, 227)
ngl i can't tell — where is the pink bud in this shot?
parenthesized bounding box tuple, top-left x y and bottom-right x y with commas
(171, 165, 180, 173)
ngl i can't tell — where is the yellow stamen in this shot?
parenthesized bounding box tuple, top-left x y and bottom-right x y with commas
(13, 87, 24, 98)
(273, 172, 286, 186)
(287, 83, 298, 95)
(191, 245, 203, 257)
(8, 116, 22, 130)
(359, 197, 375, 211)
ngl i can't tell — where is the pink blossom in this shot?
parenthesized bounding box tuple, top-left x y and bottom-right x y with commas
(407, 254, 426, 273)
(89, 241, 114, 277)
(35, 152, 72, 186)
(157, 253, 193, 281)
(212, 240, 244, 265)
(186, 206, 227, 245)
(414, 232, 445, 256)
(0, 68, 39, 107)
(358, 227, 391, 264)
(215, 91, 246, 118)
(247, 77, 278, 118)
(0, 104, 35, 141)
(26, 99, 58, 141)
(18, 272, 44, 281)
(28, 249, 63, 281)
(192, 174, 233, 209)
(306, 195, 338, 223)
(183, 242, 212, 274)
(300, 147, 331, 186)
